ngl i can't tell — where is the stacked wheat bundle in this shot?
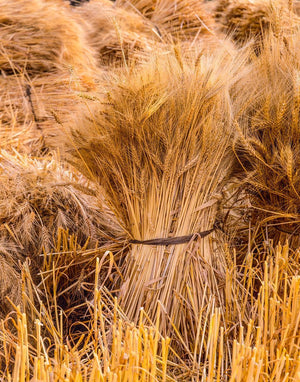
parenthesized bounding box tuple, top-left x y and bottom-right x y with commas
(215, 0, 300, 45)
(115, 0, 215, 40)
(0, 0, 97, 75)
(232, 30, 300, 250)
(73, 0, 160, 66)
(66, 47, 244, 347)
(74, 0, 234, 68)
(0, 74, 89, 154)
(0, 150, 123, 318)
(122, 0, 240, 59)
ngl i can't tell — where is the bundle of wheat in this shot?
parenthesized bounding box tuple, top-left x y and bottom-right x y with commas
(0, 0, 100, 153)
(176, 34, 236, 64)
(74, 0, 159, 66)
(233, 32, 300, 247)
(215, 0, 299, 45)
(0, 0, 96, 76)
(0, 150, 123, 316)
(66, 48, 242, 342)
(116, 0, 216, 41)
(0, 76, 38, 152)
(0, 150, 122, 257)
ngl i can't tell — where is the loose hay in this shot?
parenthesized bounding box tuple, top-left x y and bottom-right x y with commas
(0, 257, 22, 318)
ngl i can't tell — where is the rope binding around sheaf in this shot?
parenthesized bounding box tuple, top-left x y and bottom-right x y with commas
(129, 224, 220, 246)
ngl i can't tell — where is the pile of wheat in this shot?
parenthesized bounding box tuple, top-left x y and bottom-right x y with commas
(215, 0, 300, 45)
(0, 0, 96, 75)
(233, 31, 300, 249)
(0, 0, 100, 153)
(0, 150, 123, 316)
(66, 47, 245, 351)
(0, 71, 102, 154)
(73, 0, 160, 66)
(116, 0, 216, 40)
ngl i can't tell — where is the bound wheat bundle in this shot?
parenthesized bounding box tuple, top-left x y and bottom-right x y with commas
(233, 32, 300, 247)
(0, 150, 123, 316)
(67, 48, 242, 339)
(0, 0, 96, 76)
(116, 0, 216, 41)
(0, 150, 121, 257)
(0, 0, 99, 153)
(74, 0, 159, 66)
(215, 0, 300, 45)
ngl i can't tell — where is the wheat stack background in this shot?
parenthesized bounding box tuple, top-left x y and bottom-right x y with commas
(73, 0, 160, 66)
(214, 0, 300, 45)
(115, 0, 215, 40)
(232, 30, 300, 251)
(0, 0, 97, 75)
(0, 0, 100, 154)
(0, 150, 123, 318)
(1, 0, 300, 380)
